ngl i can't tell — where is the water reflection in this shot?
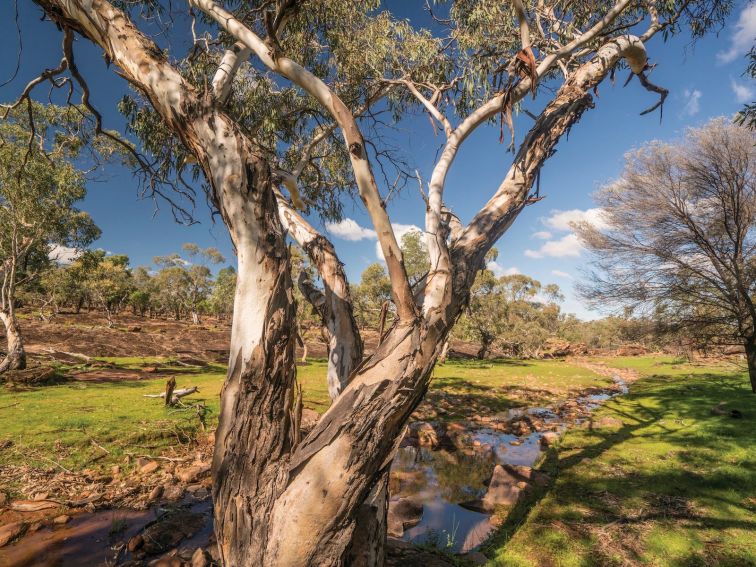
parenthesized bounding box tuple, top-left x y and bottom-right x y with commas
(391, 374, 627, 553)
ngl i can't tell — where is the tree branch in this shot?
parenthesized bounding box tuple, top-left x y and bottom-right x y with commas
(191, 0, 417, 320)
(275, 190, 363, 398)
(212, 42, 252, 105)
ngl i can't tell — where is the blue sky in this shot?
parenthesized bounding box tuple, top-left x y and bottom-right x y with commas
(1, 1, 754, 319)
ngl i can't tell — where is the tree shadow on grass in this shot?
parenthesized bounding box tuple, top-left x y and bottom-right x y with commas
(481, 371, 756, 566)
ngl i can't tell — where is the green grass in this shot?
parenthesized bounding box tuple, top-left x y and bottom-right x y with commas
(426, 358, 612, 419)
(0, 357, 604, 478)
(0, 366, 226, 473)
(486, 356, 756, 566)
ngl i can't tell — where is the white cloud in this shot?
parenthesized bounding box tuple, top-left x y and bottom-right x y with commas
(325, 218, 376, 241)
(49, 245, 80, 265)
(487, 261, 520, 277)
(543, 208, 608, 232)
(323, 218, 427, 262)
(551, 269, 573, 279)
(682, 89, 702, 116)
(731, 78, 755, 103)
(717, 4, 756, 64)
(525, 233, 583, 259)
(532, 230, 552, 240)
(376, 224, 423, 261)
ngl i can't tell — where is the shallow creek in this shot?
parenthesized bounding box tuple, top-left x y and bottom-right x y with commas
(0, 375, 627, 565)
(390, 375, 628, 553)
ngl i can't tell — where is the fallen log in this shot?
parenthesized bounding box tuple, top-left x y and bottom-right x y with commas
(144, 386, 199, 405)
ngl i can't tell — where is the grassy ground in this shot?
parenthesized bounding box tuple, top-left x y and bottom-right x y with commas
(0, 357, 606, 475)
(427, 358, 613, 419)
(486, 356, 756, 567)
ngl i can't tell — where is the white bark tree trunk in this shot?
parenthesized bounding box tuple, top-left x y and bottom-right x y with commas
(32, 1, 659, 564)
(0, 310, 26, 373)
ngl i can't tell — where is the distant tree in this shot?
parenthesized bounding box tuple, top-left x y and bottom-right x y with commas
(458, 269, 563, 358)
(182, 243, 226, 266)
(152, 255, 191, 320)
(578, 119, 756, 392)
(400, 229, 429, 287)
(182, 244, 225, 324)
(458, 268, 506, 359)
(0, 105, 101, 371)
(129, 266, 155, 316)
(353, 263, 392, 329)
(151, 244, 224, 323)
(40, 263, 81, 316)
(85, 253, 132, 327)
(208, 266, 237, 321)
(498, 276, 563, 358)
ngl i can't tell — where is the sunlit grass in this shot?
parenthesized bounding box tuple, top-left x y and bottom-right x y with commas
(487, 358, 756, 566)
(0, 357, 604, 475)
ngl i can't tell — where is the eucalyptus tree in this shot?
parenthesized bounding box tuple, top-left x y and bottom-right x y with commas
(352, 262, 393, 328)
(457, 268, 507, 359)
(578, 119, 756, 392)
(152, 254, 193, 320)
(458, 271, 563, 358)
(19, 0, 731, 564)
(84, 253, 133, 326)
(183, 243, 226, 324)
(0, 104, 101, 371)
(129, 266, 155, 316)
(207, 266, 237, 320)
(400, 229, 430, 287)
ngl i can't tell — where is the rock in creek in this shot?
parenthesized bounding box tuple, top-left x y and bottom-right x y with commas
(441, 422, 471, 450)
(140, 510, 206, 554)
(540, 431, 559, 447)
(176, 462, 211, 484)
(409, 421, 439, 449)
(0, 522, 25, 547)
(461, 464, 550, 513)
(388, 497, 423, 538)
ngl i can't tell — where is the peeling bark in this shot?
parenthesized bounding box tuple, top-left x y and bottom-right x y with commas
(279, 197, 363, 398)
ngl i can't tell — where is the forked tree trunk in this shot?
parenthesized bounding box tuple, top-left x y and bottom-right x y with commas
(0, 310, 26, 372)
(34, 1, 657, 563)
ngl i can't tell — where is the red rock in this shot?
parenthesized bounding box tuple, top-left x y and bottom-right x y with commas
(141, 460, 160, 474)
(0, 522, 24, 547)
(128, 534, 144, 552)
(10, 500, 60, 512)
(176, 463, 211, 483)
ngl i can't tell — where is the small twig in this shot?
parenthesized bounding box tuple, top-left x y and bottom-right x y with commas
(637, 70, 668, 121)
(89, 437, 110, 454)
(39, 455, 73, 474)
(125, 452, 190, 463)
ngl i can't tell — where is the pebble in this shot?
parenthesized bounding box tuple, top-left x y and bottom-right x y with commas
(140, 461, 160, 474)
